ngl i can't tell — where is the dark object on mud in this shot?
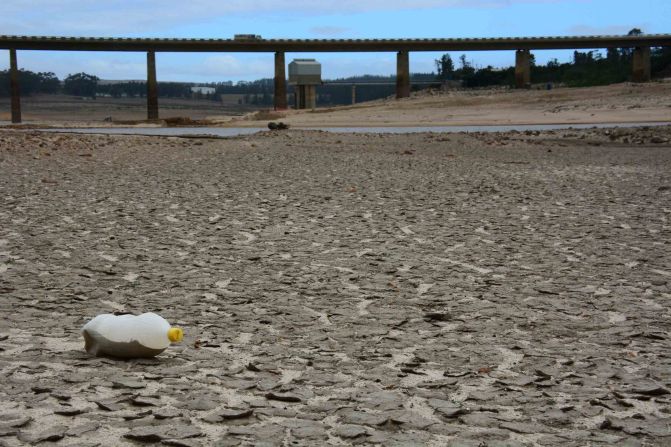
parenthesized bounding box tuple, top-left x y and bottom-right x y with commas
(164, 116, 198, 126)
(423, 312, 450, 322)
(265, 392, 301, 402)
(630, 385, 671, 396)
(268, 121, 289, 130)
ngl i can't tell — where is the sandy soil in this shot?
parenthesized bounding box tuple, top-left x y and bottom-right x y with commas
(242, 81, 671, 128)
(0, 126, 670, 446)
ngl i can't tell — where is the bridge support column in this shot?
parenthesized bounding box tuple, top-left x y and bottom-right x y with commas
(632, 46, 651, 83)
(515, 49, 531, 89)
(274, 52, 287, 110)
(9, 49, 21, 124)
(147, 51, 159, 120)
(294, 85, 316, 110)
(351, 85, 356, 105)
(396, 51, 410, 99)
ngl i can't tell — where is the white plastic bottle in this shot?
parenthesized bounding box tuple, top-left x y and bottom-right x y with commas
(82, 312, 183, 359)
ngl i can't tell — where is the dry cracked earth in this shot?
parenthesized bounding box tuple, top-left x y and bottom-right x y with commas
(0, 126, 670, 447)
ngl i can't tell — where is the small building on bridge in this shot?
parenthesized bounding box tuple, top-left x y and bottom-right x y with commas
(289, 58, 321, 109)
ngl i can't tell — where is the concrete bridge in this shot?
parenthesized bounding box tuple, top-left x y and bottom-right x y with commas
(2, 33, 670, 123)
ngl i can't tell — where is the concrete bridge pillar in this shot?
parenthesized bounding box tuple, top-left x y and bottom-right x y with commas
(351, 85, 356, 105)
(146, 51, 159, 120)
(396, 51, 410, 99)
(9, 49, 21, 124)
(515, 49, 531, 89)
(294, 85, 317, 110)
(274, 52, 287, 110)
(632, 46, 651, 83)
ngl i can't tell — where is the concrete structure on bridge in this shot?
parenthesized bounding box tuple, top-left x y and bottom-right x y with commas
(288, 59, 321, 110)
(2, 33, 669, 123)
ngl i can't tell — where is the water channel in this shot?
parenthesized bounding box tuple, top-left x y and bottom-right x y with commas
(32, 122, 670, 137)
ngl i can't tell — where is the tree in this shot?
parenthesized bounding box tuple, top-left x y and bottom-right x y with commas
(547, 58, 560, 69)
(0, 70, 62, 96)
(457, 54, 476, 80)
(435, 54, 454, 80)
(628, 28, 643, 36)
(459, 54, 469, 70)
(606, 47, 621, 63)
(63, 72, 99, 98)
(37, 72, 61, 94)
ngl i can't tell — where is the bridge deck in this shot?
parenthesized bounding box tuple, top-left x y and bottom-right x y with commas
(1, 34, 670, 52)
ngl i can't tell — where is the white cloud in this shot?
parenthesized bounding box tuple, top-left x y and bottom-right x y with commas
(0, 0, 565, 35)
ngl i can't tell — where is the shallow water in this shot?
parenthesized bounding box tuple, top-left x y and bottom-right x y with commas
(14, 121, 671, 137)
(36, 127, 265, 137)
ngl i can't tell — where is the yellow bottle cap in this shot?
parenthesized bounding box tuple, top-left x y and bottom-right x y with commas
(168, 327, 184, 343)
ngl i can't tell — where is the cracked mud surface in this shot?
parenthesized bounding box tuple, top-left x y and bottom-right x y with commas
(0, 127, 670, 446)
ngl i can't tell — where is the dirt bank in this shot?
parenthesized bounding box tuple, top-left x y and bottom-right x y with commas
(234, 81, 671, 128)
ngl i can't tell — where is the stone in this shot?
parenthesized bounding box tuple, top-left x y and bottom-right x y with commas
(332, 424, 369, 439)
(630, 385, 670, 396)
(0, 426, 19, 437)
(212, 438, 242, 447)
(54, 406, 88, 416)
(203, 408, 254, 423)
(0, 414, 31, 428)
(132, 396, 162, 407)
(291, 424, 328, 440)
(427, 399, 468, 419)
(154, 407, 183, 419)
(169, 425, 204, 440)
(183, 398, 218, 411)
(94, 399, 124, 412)
(120, 410, 152, 420)
(66, 423, 101, 436)
(163, 440, 202, 447)
(340, 410, 389, 426)
(51, 390, 72, 401)
(112, 379, 146, 389)
(123, 426, 165, 443)
(500, 421, 553, 434)
(19, 425, 68, 444)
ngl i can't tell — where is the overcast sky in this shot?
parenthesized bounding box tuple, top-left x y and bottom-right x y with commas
(0, 0, 669, 82)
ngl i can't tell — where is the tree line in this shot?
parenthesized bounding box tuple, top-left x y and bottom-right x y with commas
(0, 71, 195, 99)
(434, 46, 670, 89)
(435, 29, 671, 88)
